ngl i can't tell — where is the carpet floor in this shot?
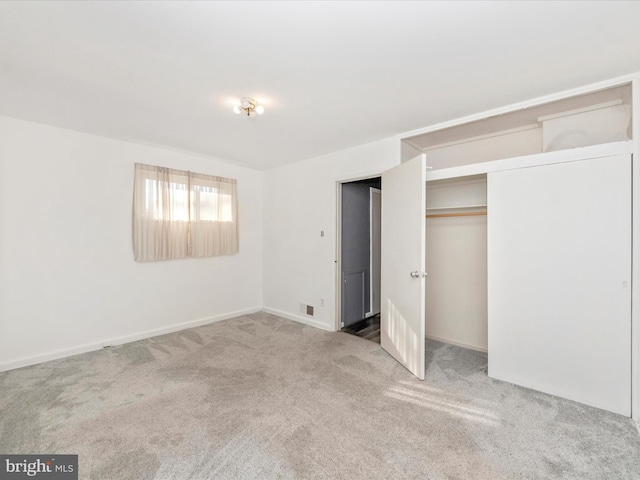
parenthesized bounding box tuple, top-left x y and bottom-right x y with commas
(1, 312, 639, 479)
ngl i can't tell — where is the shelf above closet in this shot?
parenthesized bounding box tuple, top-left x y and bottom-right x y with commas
(404, 83, 632, 172)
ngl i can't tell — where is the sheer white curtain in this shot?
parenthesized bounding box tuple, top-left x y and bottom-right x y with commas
(189, 172, 239, 257)
(132, 163, 238, 262)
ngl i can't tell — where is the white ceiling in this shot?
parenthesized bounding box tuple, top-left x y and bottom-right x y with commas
(1, 1, 640, 170)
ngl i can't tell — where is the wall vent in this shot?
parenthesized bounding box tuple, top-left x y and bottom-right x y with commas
(300, 303, 315, 316)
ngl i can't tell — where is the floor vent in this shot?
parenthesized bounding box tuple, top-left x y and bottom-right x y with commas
(299, 303, 315, 316)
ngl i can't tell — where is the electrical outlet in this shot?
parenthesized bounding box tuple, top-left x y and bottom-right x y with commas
(306, 305, 314, 316)
(320, 298, 325, 307)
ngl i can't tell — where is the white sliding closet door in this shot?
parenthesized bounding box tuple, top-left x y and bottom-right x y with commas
(488, 154, 631, 415)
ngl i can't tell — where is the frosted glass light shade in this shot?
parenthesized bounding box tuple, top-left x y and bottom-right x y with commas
(233, 97, 263, 117)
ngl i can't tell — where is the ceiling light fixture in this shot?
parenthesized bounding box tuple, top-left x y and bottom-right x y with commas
(233, 97, 264, 118)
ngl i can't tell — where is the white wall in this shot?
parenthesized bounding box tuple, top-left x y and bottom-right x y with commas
(263, 137, 399, 330)
(0, 116, 263, 370)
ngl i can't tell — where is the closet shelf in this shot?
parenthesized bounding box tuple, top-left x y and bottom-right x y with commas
(426, 211, 486, 218)
(426, 204, 487, 219)
(425, 204, 487, 212)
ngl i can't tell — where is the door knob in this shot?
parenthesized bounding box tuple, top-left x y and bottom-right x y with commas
(410, 271, 428, 278)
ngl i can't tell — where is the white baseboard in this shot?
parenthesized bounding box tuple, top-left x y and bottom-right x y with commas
(425, 334, 488, 353)
(0, 340, 106, 373)
(0, 306, 262, 372)
(262, 307, 334, 332)
(105, 307, 262, 347)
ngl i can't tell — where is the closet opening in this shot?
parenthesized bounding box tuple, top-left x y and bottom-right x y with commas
(337, 176, 382, 343)
(387, 81, 634, 411)
(426, 174, 488, 353)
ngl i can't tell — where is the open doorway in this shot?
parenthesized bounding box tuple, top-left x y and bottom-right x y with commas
(337, 177, 381, 343)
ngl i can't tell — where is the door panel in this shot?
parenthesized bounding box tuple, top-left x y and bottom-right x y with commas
(381, 155, 426, 379)
(488, 154, 631, 415)
(343, 271, 366, 327)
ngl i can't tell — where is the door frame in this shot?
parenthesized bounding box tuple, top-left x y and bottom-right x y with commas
(335, 174, 384, 332)
(369, 187, 382, 316)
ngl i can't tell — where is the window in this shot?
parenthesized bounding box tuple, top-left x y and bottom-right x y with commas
(132, 163, 238, 261)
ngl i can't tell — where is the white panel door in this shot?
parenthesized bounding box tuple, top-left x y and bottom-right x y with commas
(488, 154, 631, 415)
(381, 155, 426, 379)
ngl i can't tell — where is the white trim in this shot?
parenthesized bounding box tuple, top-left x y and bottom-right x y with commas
(0, 307, 262, 372)
(335, 170, 385, 184)
(369, 187, 382, 317)
(632, 74, 640, 421)
(369, 187, 374, 315)
(0, 340, 106, 373)
(262, 307, 334, 331)
(335, 180, 343, 332)
(105, 307, 262, 347)
(426, 141, 633, 181)
(426, 334, 488, 354)
(398, 73, 636, 141)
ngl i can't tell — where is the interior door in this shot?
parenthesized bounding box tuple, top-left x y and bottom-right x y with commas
(381, 154, 426, 379)
(488, 154, 631, 415)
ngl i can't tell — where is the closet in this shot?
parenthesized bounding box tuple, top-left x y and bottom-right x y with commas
(425, 176, 487, 352)
(402, 82, 634, 416)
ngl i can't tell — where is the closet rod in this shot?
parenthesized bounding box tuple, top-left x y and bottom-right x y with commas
(426, 211, 487, 218)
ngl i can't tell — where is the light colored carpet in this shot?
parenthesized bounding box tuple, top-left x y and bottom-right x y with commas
(1, 311, 639, 479)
